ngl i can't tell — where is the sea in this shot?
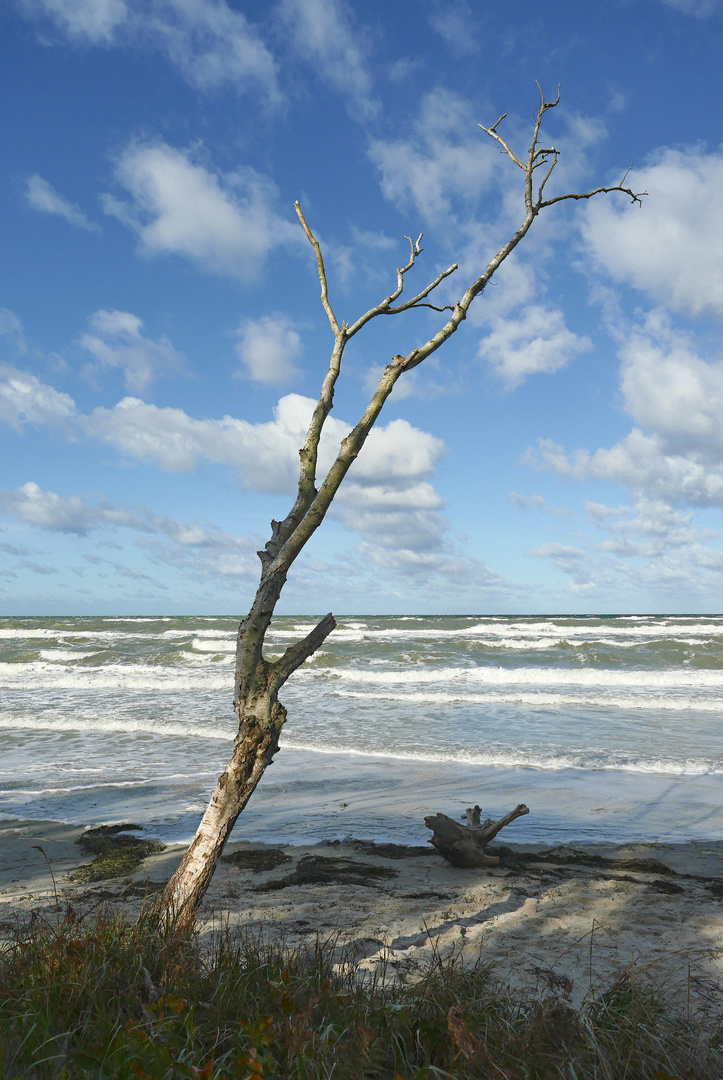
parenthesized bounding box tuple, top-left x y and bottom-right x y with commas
(1, 614, 723, 848)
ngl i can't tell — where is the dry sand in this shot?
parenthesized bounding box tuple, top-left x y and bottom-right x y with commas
(2, 818, 723, 1016)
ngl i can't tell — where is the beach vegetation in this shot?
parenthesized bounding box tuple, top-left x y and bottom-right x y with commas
(0, 906, 719, 1079)
(156, 85, 647, 932)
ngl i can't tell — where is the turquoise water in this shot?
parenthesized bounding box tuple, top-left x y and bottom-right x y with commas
(1, 614, 722, 845)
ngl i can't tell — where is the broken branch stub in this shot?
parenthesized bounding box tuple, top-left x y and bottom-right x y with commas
(424, 803, 530, 868)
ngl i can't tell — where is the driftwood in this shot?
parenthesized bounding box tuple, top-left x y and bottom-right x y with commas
(424, 804, 530, 868)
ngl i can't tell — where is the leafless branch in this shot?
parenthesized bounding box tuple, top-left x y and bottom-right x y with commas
(295, 201, 340, 335)
(478, 119, 525, 169)
(536, 153, 559, 203)
(402, 302, 456, 313)
(537, 80, 561, 110)
(540, 181, 647, 209)
(271, 611, 337, 686)
(386, 262, 458, 314)
(478, 85, 646, 218)
(344, 240, 425, 334)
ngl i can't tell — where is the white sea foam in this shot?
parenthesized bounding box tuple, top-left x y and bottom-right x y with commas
(0, 709, 716, 776)
(191, 638, 236, 652)
(0, 662, 230, 690)
(0, 628, 153, 641)
(38, 649, 100, 661)
(4, 654, 723, 697)
(279, 740, 722, 775)
(334, 687, 723, 711)
(265, 621, 723, 645)
(4, 614, 723, 840)
(328, 665, 723, 688)
(0, 713, 232, 740)
(12, 775, 197, 796)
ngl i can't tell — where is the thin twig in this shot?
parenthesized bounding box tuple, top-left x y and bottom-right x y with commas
(294, 201, 340, 335)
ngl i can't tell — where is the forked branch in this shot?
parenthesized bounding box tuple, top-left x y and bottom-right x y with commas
(272, 85, 647, 629)
(479, 83, 645, 216)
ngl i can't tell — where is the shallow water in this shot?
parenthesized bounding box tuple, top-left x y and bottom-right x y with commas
(1, 614, 722, 844)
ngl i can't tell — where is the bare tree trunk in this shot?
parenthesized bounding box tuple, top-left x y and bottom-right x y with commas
(155, 85, 644, 929)
(157, 604, 336, 931)
(157, 703, 285, 931)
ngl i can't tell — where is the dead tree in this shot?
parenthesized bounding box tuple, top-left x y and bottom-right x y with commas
(425, 803, 530, 868)
(156, 85, 644, 931)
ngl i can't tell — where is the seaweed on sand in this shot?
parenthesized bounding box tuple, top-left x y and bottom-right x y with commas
(255, 854, 398, 891)
(71, 823, 165, 883)
(222, 847, 293, 873)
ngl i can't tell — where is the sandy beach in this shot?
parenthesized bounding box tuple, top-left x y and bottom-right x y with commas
(3, 817, 723, 1020)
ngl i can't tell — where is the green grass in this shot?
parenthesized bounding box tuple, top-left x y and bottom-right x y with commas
(0, 906, 720, 1079)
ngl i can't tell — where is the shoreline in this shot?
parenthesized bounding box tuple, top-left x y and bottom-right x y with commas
(3, 818, 723, 1015)
(5, 746, 723, 849)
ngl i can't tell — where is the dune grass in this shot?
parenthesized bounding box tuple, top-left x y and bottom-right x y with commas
(0, 904, 721, 1079)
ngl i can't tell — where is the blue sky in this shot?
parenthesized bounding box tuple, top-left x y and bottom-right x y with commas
(1, 0, 723, 615)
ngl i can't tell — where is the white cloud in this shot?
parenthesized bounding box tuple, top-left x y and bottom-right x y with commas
(524, 492, 723, 604)
(508, 491, 572, 517)
(509, 491, 547, 511)
(618, 311, 723, 451)
(369, 87, 497, 222)
(83, 391, 449, 551)
(0, 482, 142, 534)
(0, 480, 258, 582)
(25, 174, 99, 232)
(142, 0, 280, 98)
(83, 391, 319, 482)
(339, 507, 446, 552)
(278, 0, 376, 117)
(351, 540, 507, 595)
(335, 479, 446, 552)
(82, 391, 444, 488)
(103, 141, 299, 279)
(591, 498, 707, 558)
(0, 364, 75, 432)
(478, 305, 591, 388)
(526, 309, 723, 510)
(352, 417, 445, 484)
(526, 429, 723, 507)
(19, 0, 128, 43)
(530, 542, 584, 561)
(1, 356, 451, 556)
(658, 0, 720, 15)
(427, 0, 478, 55)
(582, 146, 723, 318)
(472, 257, 537, 324)
(0, 310, 27, 354)
(235, 314, 301, 385)
(79, 309, 187, 391)
(18, 0, 281, 99)
(529, 542, 598, 591)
